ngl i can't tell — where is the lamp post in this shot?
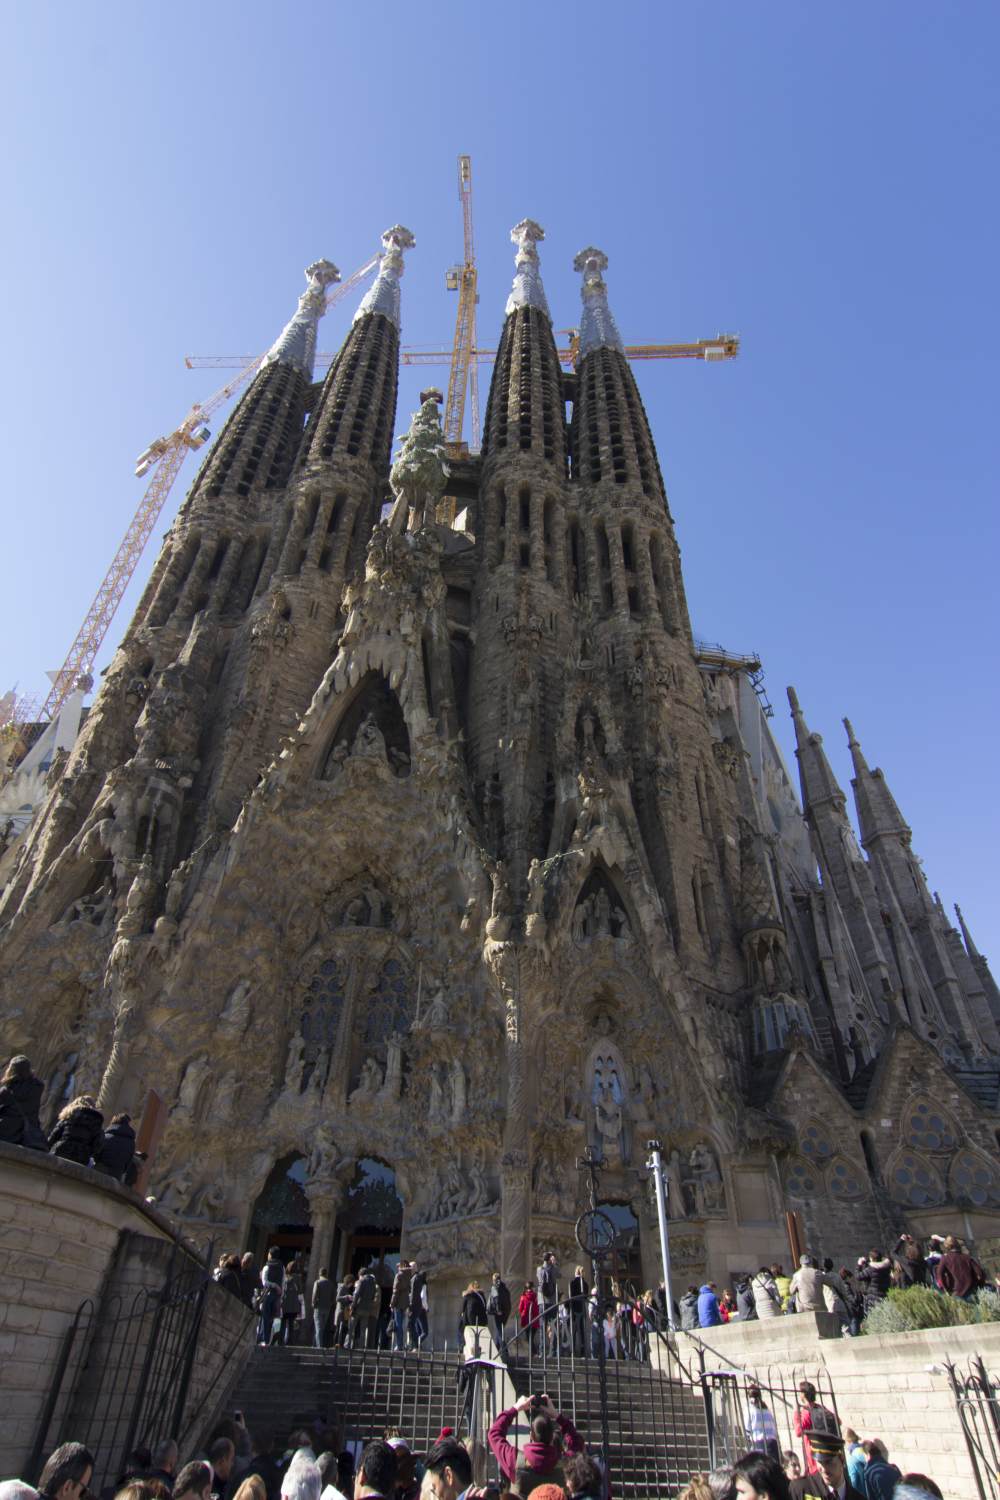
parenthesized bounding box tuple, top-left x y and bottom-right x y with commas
(576, 1146, 614, 1477)
(645, 1139, 677, 1332)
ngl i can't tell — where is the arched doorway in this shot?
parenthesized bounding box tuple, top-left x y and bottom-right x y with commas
(250, 1154, 313, 1266)
(338, 1158, 404, 1276)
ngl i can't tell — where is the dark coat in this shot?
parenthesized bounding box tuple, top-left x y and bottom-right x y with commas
(790, 1479, 865, 1500)
(217, 1266, 242, 1298)
(94, 1119, 137, 1182)
(0, 1073, 46, 1146)
(488, 1278, 512, 1321)
(409, 1270, 427, 1313)
(281, 1271, 303, 1318)
(938, 1249, 985, 1299)
(857, 1257, 892, 1313)
(351, 1269, 378, 1313)
(735, 1278, 757, 1321)
(679, 1291, 700, 1330)
(461, 1289, 489, 1328)
(48, 1103, 104, 1165)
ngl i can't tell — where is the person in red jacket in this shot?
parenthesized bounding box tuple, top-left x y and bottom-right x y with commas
(792, 1381, 839, 1475)
(518, 1282, 540, 1356)
(936, 1236, 986, 1300)
(488, 1393, 583, 1493)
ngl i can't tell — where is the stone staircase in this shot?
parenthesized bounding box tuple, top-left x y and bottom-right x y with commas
(231, 1343, 712, 1497)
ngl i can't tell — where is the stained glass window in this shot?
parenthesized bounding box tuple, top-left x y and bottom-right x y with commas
(904, 1099, 957, 1152)
(784, 1158, 819, 1199)
(800, 1121, 834, 1160)
(363, 958, 413, 1049)
(891, 1150, 945, 1207)
(950, 1149, 1000, 1207)
(828, 1157, 864, 1200)
(301, 957, 347, 1085)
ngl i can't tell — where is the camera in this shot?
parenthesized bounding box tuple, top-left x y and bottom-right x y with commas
(527, 1394, 544, 1416)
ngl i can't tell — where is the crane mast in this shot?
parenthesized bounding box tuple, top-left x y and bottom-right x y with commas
(443, 154, 480, 452)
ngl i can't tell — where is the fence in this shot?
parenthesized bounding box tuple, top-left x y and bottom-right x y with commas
(946, 1354, 1000, 1500)
(26, 1240, 254, 1494)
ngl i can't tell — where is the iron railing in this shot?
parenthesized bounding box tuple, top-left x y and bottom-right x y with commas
(946, 1354, 1000, 1500)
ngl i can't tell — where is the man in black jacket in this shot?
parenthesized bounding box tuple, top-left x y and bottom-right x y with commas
(350, 1264, 379, 1348)
(487, 1271, 511, 1355)
(94, 1113, 141, 1184)
(408, 1260, 428, 1348)
(537, 1252, 559, 1355)
(568, 1265, 590, 1355)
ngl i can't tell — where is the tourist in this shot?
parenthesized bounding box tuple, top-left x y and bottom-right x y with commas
(231, 1481, 266, 1500)
(459, 1280, 488, 1345)
(312, 1267, 334, 1348)
(47, 1095, 104, 1166)
(780, 1454, 800, 1484)
(257, 1248, 284, 1346)
(602, 1304, 619, 1359)
(769, 1265, 790, 1311)
(352, 1442, 397, 1500)
(818, 1260, 850, 1333)
(208, 1439, 235, 1500)
(679, 1284, 700, 1330)
(138, 1440, 178, 1494)
(350, 1263, 379, 1349)
(239, 1253, 257, 1309)
(537, 1252, 559, 1355)
(313, 1456, 342, 1500)
(408, 1259, 429, 1349)
(173, 1464, 212, 1500)
(568, 1266, 590, 1356)
(842, 1430, 865, 1493)
(373, 1260, 394, 1348)
(837, 1268, 863, 1337)
(242, 1431, 282, 1500)
(856, 1251, 892, 1315)
(276, 1258, 304, 1345)
(936, 1234, 986, 1300)
(563, 1453, 604, 1500)
(36, 1444, 95, 1500)
(518, 1281, 539, 1353)
(0, 1054, 46, 1149)
(893, 1233, 928, 1287)
(731, 1452, 791, 1500)
(488, 1392, 583, 1491)
(1, 1485, 39, 1500)
(791, 1382, 838, 1475)
(735, 1275, 757, 1322)
(896, 1477, 943, 1500)
(860, 1440, 900, 1500)
(787, 1429, 864, 1500)
(925, 1236, 945, 1280)
(750, 1268, 781, 1320)
(116, 1482, 171, 1500)
(788, 1255, 833, 1314)
(419, 1436, 471, 1500)
(745, 1384, 779, 1461)
(486, 1271, 511, 1354)
(333, 1271, 354, 1346)
(217, 1255, 243, 1299)
(390, 1260, 413, 1351)
(94, 1111, 142, 1184)
(719, 1289, 738, 1321)
(697, 1282, 721, 1328)
(279, 1457, 320, 1500)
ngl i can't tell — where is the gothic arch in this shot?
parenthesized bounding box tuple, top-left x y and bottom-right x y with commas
(570, 862, 633, 943)
(884, 1146, 947, 1209)
(949, 1148, 1000, 1208)
(315, 669, 411, 780)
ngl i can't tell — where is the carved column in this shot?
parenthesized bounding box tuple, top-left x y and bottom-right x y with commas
(305, 1189, 338, 1309)
(492, 944, 532, 1284)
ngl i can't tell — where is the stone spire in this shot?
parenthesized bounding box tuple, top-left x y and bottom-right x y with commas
(955, 903, 982, 960)
(354, 225, 416, 330)
(262, 259, 341, 378)
(788, 688, 849, 812)
(505, 220, 551, 319)
(843, 718, 911, 847)
(574, 247, 625, 357)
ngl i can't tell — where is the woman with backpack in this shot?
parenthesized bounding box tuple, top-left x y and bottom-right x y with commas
(278, 1257, 304, 1345)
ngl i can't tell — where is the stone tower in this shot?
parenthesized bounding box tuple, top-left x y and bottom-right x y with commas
(3, 219, 1000, 1329)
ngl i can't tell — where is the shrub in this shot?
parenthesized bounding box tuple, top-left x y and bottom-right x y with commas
(861, 1284, 1000, 1335)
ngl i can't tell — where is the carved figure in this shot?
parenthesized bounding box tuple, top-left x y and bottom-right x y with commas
(450, 1056, 467, 1122)
(379, 1032, 404, 1100)
(418, 988, 449, 1031)
(309, 1125, 341, 1183)
(686, 1143, 725, 1215)
(353, 713, 387, 761)
(175, 1054, 209, 1116)
(283, 1034, 305, 1094)
(428, 1061, 447, 1122)
(595, 1082, 624, 1160)
(219, 978, 253, 1038)
(667, 1149, 687, 1219)
(352, 1056, 382, 1099)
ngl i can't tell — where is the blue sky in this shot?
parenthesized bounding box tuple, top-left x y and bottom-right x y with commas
(2, 2, 998, 952)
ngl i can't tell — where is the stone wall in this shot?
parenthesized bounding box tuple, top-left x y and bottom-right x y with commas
(0, 1143, 254, 1484)
(675, 1314, 1000, 1500)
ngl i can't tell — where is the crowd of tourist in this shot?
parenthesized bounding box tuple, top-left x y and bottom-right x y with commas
(1, 1385, 947, 1500)
(680, 1232, 991, 1335)
(0, 1056, 143, 1184)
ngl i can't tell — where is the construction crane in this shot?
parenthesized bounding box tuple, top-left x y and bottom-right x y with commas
(6, 255, 378, 756)
(443, 154, 480, 453)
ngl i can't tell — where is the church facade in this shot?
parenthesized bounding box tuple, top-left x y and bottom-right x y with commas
(2, 221, 999, 1330)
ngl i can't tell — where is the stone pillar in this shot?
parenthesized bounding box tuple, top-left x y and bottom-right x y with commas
(208, 537, 245, 615)
(277, 496, 309, 574)
(305, 1189, 338, 1313)
(493, 946, 532, 1284)
(607, 526, 628, 616)
(304, 493, 336, 569)
(634, 528, 657, 617)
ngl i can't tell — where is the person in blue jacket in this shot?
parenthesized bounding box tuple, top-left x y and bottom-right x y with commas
(698, 1282, 722, 1327)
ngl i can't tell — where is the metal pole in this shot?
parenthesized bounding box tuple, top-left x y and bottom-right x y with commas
(578, 1149, 612, 1484)
(645, 1141, 677, 1332)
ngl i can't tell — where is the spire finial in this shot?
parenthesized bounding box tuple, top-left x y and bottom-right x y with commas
(354, 225, 416, 329)
(574, 246, 625, 357)
(787, 685, 803, 718)
(955, 904, 983, 959)
(843, 716, 869, 776)
(262, 259, 341, 378)
(506, 220, 550, 319)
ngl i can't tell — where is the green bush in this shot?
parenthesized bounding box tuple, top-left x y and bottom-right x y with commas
(861, 1285, 1000, 1335)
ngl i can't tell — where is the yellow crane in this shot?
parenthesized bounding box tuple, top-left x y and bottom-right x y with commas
(4, 256, 378, 762)
(443, 154, 480, 454)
